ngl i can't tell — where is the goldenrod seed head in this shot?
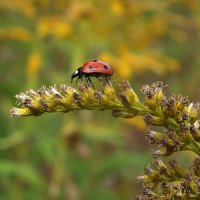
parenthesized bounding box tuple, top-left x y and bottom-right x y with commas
(26, 89, 37, 97)
(91, 90, 110, 106)
(145, 130, 162, 144)
(94, 91, 103, 102)
(144, 167, 154, 175)
(152, 81, 165, 90)
(141, 85, 154, 98)
(49, 85, 62, 99)
(155, 159, 171, 177)
(76, 83, 97, 105)
(112, 109, 138, 118)
(144, 114, 164, 126)
(154, 89, 164, 103)
(184, 103, 199, 121)
(137, 175, 149, 182)
(10, 107, 22, 117)
(160, 181, 170, 195)
(135, 195, 145, 200)
(194, 120, 200, 129)
(64, 86, 77, 98)
(103, 84, 116, 101)
(142, 82, 165, 105)
(38, 86, 50, 96)
(73, 92, 82, 103)
(118, 94, 130, 107)
(15, 93, 30, 104)
(119, 81, 139, 105)
(39, 99, 48, 109)
(153, 148, 167, 157)
(193, 158, 200, 176)
(155, 158, 166, 169)
(144, 113, 153, 125)
(10, 107, 38, 116)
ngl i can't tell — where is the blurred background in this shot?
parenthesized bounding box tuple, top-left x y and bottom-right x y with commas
(0, 0, 200, 199)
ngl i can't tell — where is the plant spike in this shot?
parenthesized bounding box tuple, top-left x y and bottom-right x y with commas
(10, 80, 200, 199)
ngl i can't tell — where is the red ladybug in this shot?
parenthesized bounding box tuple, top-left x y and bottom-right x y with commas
(71, 60, 113, 88)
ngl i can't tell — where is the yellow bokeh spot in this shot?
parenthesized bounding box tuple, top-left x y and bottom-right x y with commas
(67, 1, 93, 22)
(0, 0, 35, 18)
(110, 0, 124, 15)
(0, 27, 32, 41)
(37, 16, 72, 39)
(99, 49, 180, 79)
(123, 116, 146, 130)
(26, 53, 42, 79)
(98, 52, 114, 64)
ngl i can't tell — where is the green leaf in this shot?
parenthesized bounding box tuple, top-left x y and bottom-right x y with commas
(0, 160, 43, 187)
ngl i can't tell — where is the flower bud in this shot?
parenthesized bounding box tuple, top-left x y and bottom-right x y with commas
(184, 103, 199, 122)
(144, 113, 164, 126)
(168, 160, 186, 178)
(10, 107, 35, 117)
(193, 158, 200, 176)
(145, 130, 162, 144)
(142, 82, 165, 110)
(152, 148, 167, 157)
(103, 83, 117, 101)
(155, 159, 172, 178)
(112, 109, 138, 118)
(119, 81, 139, 106)
(77, 83, 97, 106)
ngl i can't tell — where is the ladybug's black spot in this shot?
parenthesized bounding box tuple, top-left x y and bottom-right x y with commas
(93, 60, 97, 62)
(104, 65, 109, 70)
(89, 66, 93, 70)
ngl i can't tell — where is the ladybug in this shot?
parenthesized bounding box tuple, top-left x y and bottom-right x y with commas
(71, 60, 113, 88)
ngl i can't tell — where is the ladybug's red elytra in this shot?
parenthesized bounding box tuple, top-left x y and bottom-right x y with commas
(71, 60, 113, 88)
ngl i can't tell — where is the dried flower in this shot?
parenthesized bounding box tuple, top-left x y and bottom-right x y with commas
(137, 83, 200, 200)
(10, 81, 142, 117)
(10, 80, 200, 200)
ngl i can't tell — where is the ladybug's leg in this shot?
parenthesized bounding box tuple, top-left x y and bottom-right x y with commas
(86, 76, 95, 89)
(94, 75, 103, 83)
(76, 76, 82, 84)
(95, 74, 102, 82)
(75, 73, 83, 84)
(105, 76, 112, 87)
(97, 77, 102, 82)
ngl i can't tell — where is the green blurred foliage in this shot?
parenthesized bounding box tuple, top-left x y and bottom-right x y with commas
(0, 0, 200, 199)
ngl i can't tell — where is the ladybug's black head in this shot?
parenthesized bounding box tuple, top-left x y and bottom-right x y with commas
(71, 67, 82, 83)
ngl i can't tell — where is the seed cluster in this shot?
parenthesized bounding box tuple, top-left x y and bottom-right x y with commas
(138, 82, 200, 200)
(10, 81, 141, 117)
(10, 81, 200, 199)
